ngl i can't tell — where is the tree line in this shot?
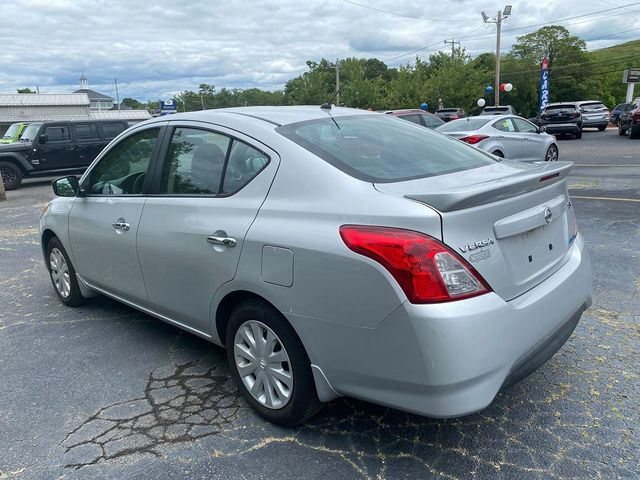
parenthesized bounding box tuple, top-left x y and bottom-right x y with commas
(121, 26, 637, 118)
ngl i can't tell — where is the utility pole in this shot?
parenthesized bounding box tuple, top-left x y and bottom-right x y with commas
(114, 78, 121, 111)
(444, 38, 460, 59)
(0, 169, 6, 200)
(482, 5, 512, 106)
(335, 59, 341, 106)
(200, 94, 205, 110)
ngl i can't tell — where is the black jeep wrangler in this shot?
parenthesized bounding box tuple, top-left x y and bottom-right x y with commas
(0, 120, 128, 190)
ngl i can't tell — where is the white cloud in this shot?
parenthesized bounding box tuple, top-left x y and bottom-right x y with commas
(0, 0, 637, 100)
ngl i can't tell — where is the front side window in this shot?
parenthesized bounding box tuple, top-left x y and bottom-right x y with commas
(85, 128, 159, 195)
(422, 114, 444, 129)
(160, 128, 230, 195)
(19, 123, 42, 142)
(278, 115, 494, 183)
(44, 125, 70, 142)
(513, 118, 538, 133)
(397, 114, 422, 125)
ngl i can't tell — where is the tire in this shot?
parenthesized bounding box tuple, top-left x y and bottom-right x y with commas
(0, 161, 23, 190)
(226, 299, 322, 427)
(619, 124, 627, 136)
(630, 126, 640, 140)
(544, 144, 558, 162)
(575, 130, 582, 139)
(46, 237, 88, 307)
(597, 125, 607, 132)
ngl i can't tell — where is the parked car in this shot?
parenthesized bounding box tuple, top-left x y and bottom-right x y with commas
(480, 105, 517, 116)
(611, 103, 631, 124)
(435, 107, 465, 122)
(538, 103, 583, 138)
(382, 109, 444, 129)
(41, 106, 592, 426)
(0, 122, 29, 144)
(436, 115, 558, 162)
(617, 100, 640, 138)
(574, 101, 610, 131)
(0, 119, 128, 190)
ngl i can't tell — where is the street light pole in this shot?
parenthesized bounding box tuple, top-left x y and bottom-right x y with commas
(482, 6, 511, 106)
(335, 59, 341, 106)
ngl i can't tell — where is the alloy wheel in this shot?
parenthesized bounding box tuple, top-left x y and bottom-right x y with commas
(234, 320, 293, 409)
(1, 168, 16, 186)
(545, 145, 558, 161)
(49, 248, 71, 298)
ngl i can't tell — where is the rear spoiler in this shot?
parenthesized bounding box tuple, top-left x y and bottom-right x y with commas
(403, 162, 573, 212)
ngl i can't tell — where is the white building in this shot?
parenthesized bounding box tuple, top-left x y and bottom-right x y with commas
(74, 74, 114, 111)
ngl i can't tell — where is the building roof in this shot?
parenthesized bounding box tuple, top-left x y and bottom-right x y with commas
(0, 93, 90, 106)
(89, 110, 152, 121)
(73, 89, 114, 102)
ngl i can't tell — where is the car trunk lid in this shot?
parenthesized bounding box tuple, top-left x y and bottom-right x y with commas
(374, 161, 575, 301)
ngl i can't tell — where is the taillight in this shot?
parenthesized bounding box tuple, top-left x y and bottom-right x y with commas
(450, 115, 459, 120)
(339, 225, 492, 303)
(459, 135, 489, 145)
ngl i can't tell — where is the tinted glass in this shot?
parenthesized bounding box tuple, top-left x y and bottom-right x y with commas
(436, 109, 458, 113)
(580, 102, 606, 111)
(86, 128, 158, 195)
(436, 117, 491, 132)
(422, 114, 444, 129)
(545, 105, 575, 111)
(397, 114, 422, 125)
(102, 122, 126, 139)
(491, 118, 516, 132)
(3, 123, 20, 139)
(277, 115, 494, 183)
(19, 123, 42, 142)
(160, 128, 230, 195)
(74, 124, 99, 140)
(45, 126, 70, 142)
(512, 118, 538, 133)
(222, 141, 269, 193)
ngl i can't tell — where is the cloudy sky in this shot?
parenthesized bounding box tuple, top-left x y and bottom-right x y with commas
(1, 0, 638, 101)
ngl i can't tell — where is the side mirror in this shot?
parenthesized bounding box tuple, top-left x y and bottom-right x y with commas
(52, 176, 79, 197)
(39, 134, 48, 144)
(538, 125, 546, 133)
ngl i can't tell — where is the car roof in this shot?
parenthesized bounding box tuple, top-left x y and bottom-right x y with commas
(143, 106, 378, 128)
(383, 109, 433, 115)
(436, 108, 462, 111)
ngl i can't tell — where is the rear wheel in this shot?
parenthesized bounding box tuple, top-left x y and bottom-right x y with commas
(46, 237, 88, 307)
(575, 130, 582, 139)
(629, 125, 640, 139)
(619, 124, 627, 136)
(597, 125, 607, 132)
(492, 150, 504, 158)
(544, 144, 558, 162)
(0, 161, 22, 190)
(226, 299, 322, 426)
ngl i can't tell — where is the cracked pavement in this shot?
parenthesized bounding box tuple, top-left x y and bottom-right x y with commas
(0, 129, 638, 479)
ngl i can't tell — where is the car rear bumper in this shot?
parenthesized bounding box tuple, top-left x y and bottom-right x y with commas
(542, 123, 581, 134)
(291, 234, 592, 418)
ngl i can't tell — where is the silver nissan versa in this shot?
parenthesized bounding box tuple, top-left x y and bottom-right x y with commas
(40, 106, 592, 426)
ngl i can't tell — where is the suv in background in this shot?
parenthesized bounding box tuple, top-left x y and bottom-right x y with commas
(382, 109, 445, 129)
(611, 103, 631, 125)
(480, 105, 517, 116)
(0, 122, 29, 144)
(538, 103, 583, 139)
(435, 107, 465, 122)
(618, 99, 640, 139)
(0, 120, 128, 190)
(575, 101, 610, 131)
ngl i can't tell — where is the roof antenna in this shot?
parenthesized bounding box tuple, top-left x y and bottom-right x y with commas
(321, 80, 348, 110)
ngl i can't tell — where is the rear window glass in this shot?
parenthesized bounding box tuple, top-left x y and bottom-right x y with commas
(580, 102, 606, 110)
(277, 115, 495, 183)
(436, 117, 491, 132)
(545, 105, 575, 111)
(436, 109, 458, 113)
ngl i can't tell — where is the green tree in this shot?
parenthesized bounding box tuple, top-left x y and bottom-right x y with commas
(17, 88, 35, 93)
(120, 97, 145, 109)
(512, 26, 586, 66)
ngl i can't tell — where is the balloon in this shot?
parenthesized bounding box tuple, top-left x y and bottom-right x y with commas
(504, 83, 513, 92)
(477, 98, 486, 107)
(485, 85, 493, 94)
(499, 83, 506, 92)
(419, 102, 428, 111)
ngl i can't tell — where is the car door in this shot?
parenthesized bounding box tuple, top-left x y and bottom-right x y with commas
(136, 122, 279, 334)
(512, 117, 547, 161)
(490, 117, 522, 159)
(34, 124, 77, 171)
(68, 125, 164, 304)
(72, 123, 104, 167)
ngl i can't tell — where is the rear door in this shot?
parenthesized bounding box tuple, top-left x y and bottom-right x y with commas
(72, 123, 104, 167)
(136, 122, 279, 333)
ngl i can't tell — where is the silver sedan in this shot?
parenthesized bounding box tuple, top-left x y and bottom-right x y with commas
(436, 114, 559, 162)
(40, 106, 591, 426)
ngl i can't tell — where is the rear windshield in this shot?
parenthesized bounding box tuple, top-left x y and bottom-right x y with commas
(436, 117, 491, 132)
(545, 105, 575, 111)
(579, 102, 606, 110)
(436, 109, 458, 113)
(484, 107, 508, 112)
(276, 115, 495, 183)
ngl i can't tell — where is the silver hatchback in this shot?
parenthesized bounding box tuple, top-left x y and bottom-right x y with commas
(40, 107, 592, 426)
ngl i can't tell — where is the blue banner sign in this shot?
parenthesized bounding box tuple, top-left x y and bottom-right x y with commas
(160, 99, 177, 115)
(539, 57, 549, 112)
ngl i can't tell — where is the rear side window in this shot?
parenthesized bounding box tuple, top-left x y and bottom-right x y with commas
(222, 141, 269, 194)
(74, 124, 99, 140)
(277, 115, 494, 183)
(436, 118, 491, 132)
(397, 114, 422, 125)
(492, 118, 516, 132)
(44, 125, 70, 142)
(422, 114, 444, 129)
(101, 122, 127, 139)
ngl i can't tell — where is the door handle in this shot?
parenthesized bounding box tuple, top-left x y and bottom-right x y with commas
(112, 218, 130, 231)
(207, 235, 237, 247)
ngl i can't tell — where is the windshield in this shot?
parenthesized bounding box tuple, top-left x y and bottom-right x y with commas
(19, 123, 42, 142)
(277, 115, 495, 183)
(2, 123, 20, 139)
(436, 117, 492, 132)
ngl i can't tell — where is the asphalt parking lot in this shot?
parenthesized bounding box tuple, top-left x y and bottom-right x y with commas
(1, 128, 638, 479)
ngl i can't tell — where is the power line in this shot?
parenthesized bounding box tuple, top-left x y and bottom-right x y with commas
(340, 0, 477, 22)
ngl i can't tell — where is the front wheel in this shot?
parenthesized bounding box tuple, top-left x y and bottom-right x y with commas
(544, 144, 559, 161)
(0, 161, 23, 190)
(46, 237, 88, 307)
(226, 299, 322, 426)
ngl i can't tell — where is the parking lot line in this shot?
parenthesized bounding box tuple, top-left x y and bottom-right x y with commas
(573, 164, 638, 167)
(571, 195, 640, 203)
